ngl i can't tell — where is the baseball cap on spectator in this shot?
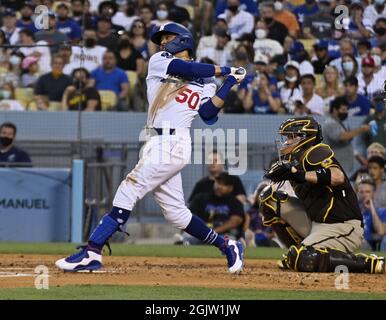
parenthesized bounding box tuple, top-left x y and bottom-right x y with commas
(254, 52, 269, 65)
(289, 41, 304, 56)
(284, 60, 300, 71)
(362, 55, 375, 67)
(47, 10, 56, 18)
(350, 0, 364, 8)
(3, 9, 16, 17)
(57, 2, 70, 10)
(22, 56, 39, 69)
(313, 39, 329, 50)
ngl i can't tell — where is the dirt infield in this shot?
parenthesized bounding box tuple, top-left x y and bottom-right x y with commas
(0, 254, 385, 293)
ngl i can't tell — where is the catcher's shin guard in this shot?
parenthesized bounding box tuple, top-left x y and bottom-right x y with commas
(259, 185, 303, 248)
(285, 245, 385, 274)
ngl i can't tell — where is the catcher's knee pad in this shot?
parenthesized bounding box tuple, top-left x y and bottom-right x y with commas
(259, 186, 302, 247)
(285, 245, 329, 272)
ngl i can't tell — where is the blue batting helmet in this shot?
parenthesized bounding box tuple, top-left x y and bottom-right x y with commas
(150, 23, 194, 55)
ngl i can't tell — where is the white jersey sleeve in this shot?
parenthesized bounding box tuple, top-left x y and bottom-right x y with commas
(147, 51, 177, 80)
(200, 78, 217, 105)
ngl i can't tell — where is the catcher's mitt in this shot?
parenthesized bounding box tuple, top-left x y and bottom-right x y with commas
(264, 160, 304, 183)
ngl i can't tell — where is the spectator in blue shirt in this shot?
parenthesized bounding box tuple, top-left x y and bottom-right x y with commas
(56, 2, 82, 41)
(357, 179, 386, 251)
(16, 2, 38, 33)
(242, 71, 282, 114)
(344, 76, 371, 116)
(293, 0, 319, 26)
(0, 122, 31, 166)
(91, 51, 130, 109)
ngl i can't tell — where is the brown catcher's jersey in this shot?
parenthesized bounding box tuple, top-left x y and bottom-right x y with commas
(291, 143, 362, 224)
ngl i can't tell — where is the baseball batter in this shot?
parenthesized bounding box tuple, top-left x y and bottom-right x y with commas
(260, 116, 385, 273)
(56, 23, 246, 273)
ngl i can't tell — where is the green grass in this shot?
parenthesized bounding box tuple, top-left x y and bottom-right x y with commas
(0, 242, 286, 260)
(0, 285, 385, 300)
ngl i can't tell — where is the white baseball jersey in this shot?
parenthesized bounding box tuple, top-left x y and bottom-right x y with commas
(146, 51, 217, 129)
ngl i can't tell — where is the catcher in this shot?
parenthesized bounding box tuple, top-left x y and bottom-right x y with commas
(260, 116, 385, 273)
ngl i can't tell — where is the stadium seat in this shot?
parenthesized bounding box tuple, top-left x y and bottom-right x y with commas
(182, 5, 195, 19)
(14, 87, 34, 108)
(126, 71, 138, 98)
(299, 39, 316, 55)
(98, 90, 117, 111)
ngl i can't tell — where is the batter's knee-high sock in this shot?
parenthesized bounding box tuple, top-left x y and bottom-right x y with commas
(88, 206, 131, 251)
(184, 215, 225, 250)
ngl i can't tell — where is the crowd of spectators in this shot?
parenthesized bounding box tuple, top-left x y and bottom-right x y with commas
(0, 0, 385, 113)
(1, 1, 386, 249)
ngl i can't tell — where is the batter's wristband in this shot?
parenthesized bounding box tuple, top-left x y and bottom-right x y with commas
(220, 66, 231, 75)
(216, 76, 237, 101)
(316, 168, 331, 185)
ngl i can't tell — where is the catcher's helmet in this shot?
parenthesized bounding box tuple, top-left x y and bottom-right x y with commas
(150, 23, 194, 55)
(278, 116, 323, 161)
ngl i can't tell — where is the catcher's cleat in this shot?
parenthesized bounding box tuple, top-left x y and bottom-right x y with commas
(369, 255, 385, 274)
(223, 239, 244, 274)
(55, 245, 102, 272)
(278, 254, 290, 270)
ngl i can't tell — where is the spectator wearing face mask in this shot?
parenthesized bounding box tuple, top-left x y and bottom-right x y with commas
(232, 44, 255, 74)
(0, 83, 24, 111)
(329, 38, 361, 78)
(217, 0, 254, 40)
(70, 29, 107, 72)
(323, 96, 370, 174)
(363, 0, 386, 31)
(151, 1, 172, 27)
(214, 0, 259, 17)
(253, 19, 283, 59)
(273, 0, 300, 37)
(0, 54, 21, 88)
(0, 122, 31, 166)
(259, 1, 288, 45)
(340, 53, 359, 81)
(116, 34, 145, 76)
(278, 60, 302, 113)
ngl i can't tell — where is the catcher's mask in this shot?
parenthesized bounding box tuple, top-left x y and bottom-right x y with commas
(278, 116, 323, 161)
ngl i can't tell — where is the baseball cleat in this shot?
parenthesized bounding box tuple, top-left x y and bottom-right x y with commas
(55, 245, 102, 272)
(371, 255, 385, 274)
(223, 239, 244, 274)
